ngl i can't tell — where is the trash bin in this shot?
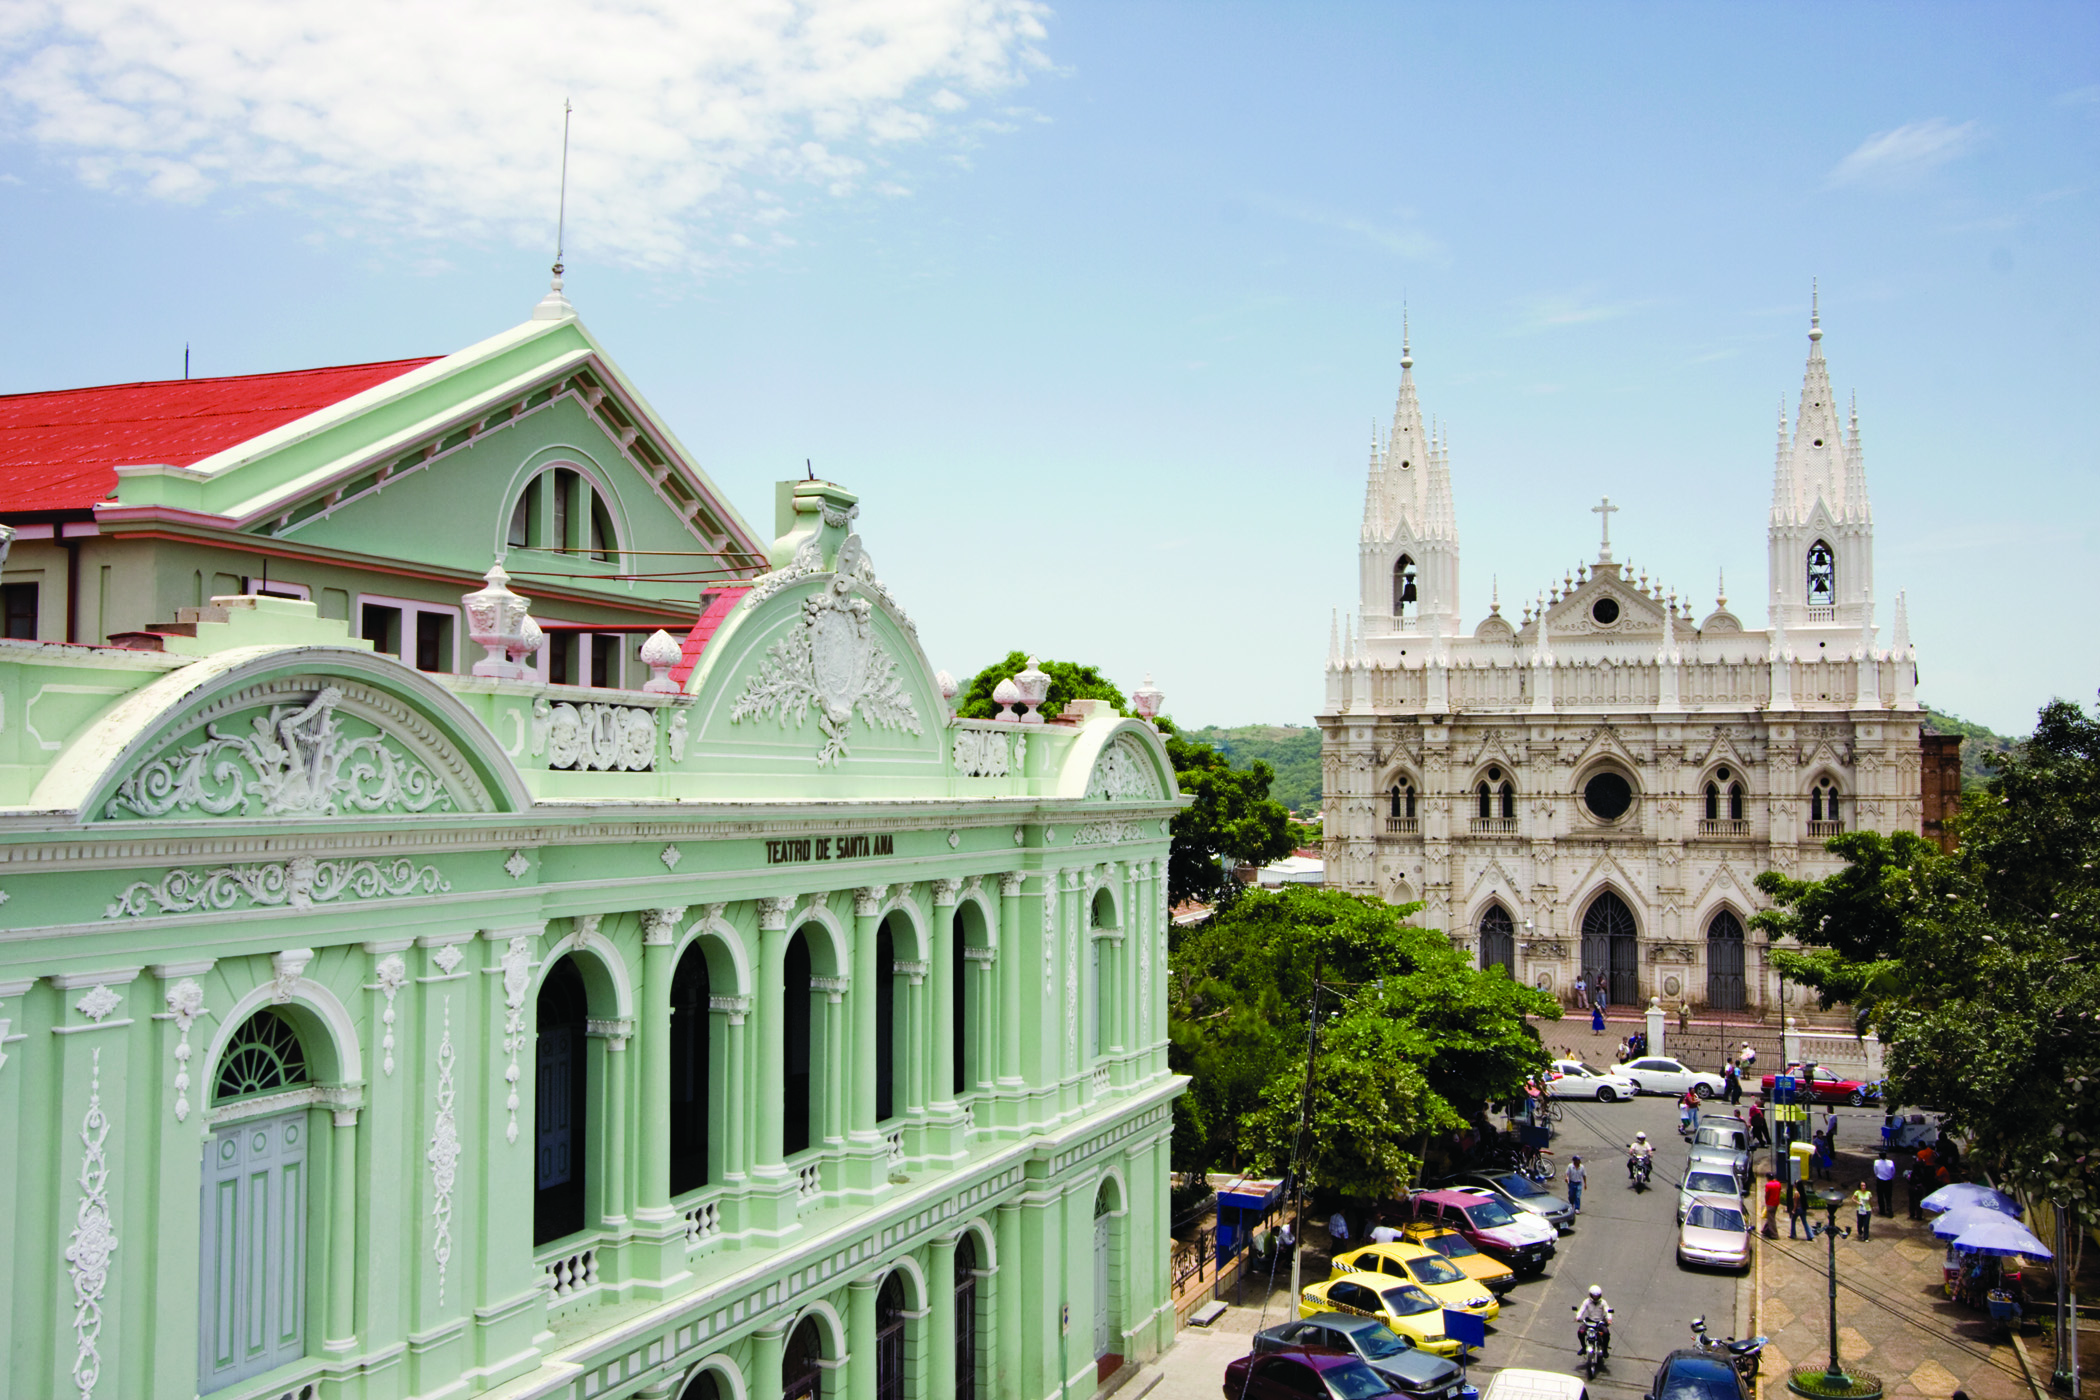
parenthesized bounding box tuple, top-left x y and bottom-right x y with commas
(1789, 1141, 1814, 1183)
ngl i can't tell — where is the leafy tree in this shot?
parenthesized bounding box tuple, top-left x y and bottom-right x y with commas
(1754, 696, 2100, 1219)
(1169, 886, 1558, 1203)
(955, 653, 1294, 905)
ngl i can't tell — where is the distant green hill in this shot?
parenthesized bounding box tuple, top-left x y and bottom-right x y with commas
(1180, 724, 1325, 815)
(1921, 705, 2023, 795)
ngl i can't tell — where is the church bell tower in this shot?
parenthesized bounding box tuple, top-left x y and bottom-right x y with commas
(1360, 321, 1460, 638)
(1768, 288, 1874, 635)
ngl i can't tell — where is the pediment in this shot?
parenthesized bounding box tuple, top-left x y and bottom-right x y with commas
(1564, 723, 1644, 775)
(1694, 726, 1760, 774)
(1465, 730, 1525, 778)
(1570, 849, 1647, 908)
(1690, 860, 1760, 916)
(1540, 565, 1668, 640)
(1461, 855, 1528, 918)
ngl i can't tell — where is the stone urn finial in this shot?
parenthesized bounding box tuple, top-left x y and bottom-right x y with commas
(1012, 656, 1051, 724)
(991, 677, 1022, 723)
(639, 629, 684, 694)
(1131, 673, 1164, 727)
(465, 561, 544, 679)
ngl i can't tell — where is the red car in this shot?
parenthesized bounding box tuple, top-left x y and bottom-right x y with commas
(1759, 1062, 1882, 1107)
(1224, 1350, 1401, 1400)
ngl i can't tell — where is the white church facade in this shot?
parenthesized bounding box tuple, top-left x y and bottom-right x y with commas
(1318, 301, 1925, 1014)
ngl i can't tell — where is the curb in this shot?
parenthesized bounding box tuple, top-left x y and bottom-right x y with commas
(1750, 1209, 1767, 1400)
(2009, 1333, 2050, 1400)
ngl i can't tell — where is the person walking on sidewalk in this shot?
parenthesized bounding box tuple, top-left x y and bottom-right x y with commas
(1680, 1086, 1701, 1137)
(1904, 1154, 1925, 1220)
(1565, 1155, 1586, 1213)
(1813, 1129, 1834, 1180)
(1762, 1175, 1783, 1238)
(1740, 1042, 1758, 1069)
(1823, 1106, 1838, 1147)
(1749, 1099, 1770, 1148)
(1852, 1181, 1874, 1241)
(1873, 1149, 1897, 1217)
(1724, 1061, 1743, 1106)
(1788, 1178, 1810, 1239)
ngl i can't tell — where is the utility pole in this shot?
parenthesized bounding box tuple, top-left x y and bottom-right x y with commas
(1288, 958, 1324, 1313)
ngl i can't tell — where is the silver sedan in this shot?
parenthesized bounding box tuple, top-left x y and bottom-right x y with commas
(1677, 1194, 1752, 1271)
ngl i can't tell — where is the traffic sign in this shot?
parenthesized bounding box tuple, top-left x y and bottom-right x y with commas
(1774, 1074, 1797, 1102)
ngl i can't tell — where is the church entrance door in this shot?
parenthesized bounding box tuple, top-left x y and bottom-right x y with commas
(1581, 892, 1639, 1008)
(1706, 910, 1747, 1011)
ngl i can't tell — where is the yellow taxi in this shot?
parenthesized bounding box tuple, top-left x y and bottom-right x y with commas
(1298, 1272, 1462, 1357)
(1394, 1221, 1519, 1295)
(1330, 1242, 1500, 1320)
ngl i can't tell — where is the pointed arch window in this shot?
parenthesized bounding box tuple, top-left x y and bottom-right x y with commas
(1478, 905, 1515, 974)
(1393, 554, 1418, 615)
(1706, 909, 1746, 1011)
(1388, 779, 1416, 820)
(1704, 767, 1744, 822)
(1499, 782, 1515, 820)
(1809, 777, 1843, 832)
(1476, 782, 1492, 820)
(1806, 541, 1836, 607)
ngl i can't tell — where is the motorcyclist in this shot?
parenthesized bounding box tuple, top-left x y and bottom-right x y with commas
(1627, 1131, 1654, 1182)
(1576, 1284, 1614, 1355)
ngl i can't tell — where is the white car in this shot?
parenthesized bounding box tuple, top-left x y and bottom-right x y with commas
(1618, 1056, 1727, 1099)
(1545, 1059, 1639, 1103)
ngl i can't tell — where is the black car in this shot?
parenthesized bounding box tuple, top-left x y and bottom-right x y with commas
(1251, 1314, 1465, 1400)
(1646, 1348, 1751, 1400)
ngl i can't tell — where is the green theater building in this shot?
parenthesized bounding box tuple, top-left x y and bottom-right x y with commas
(0, 288, 1185, 1400)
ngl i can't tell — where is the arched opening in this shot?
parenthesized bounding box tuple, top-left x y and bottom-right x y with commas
(201, 1009, 314, 1392)
(1806, 540, 1836, 607)
(1093, 1181, 1122, 1375)
(1477, 905, 1515, 975)
(679, 1370, 723, 1400)
(1476, 782, 1492, 820)
(1387, 779, 1415, 820)
(535, 955, 591, 1245)
(508, 465, 620, 562)
(1393, 554, 1418, 616)
(1729, 783, 1744, 821)
(875, 1272, 908, 1400)
(1809, 777, 1843, 831)
(784, 930, 814, 1157)
(1580, 891, 1639, 1009)
(1706, 910, 1747, 1011)
(876, 917, 900, 1123)
(783, 1316, 825, 1400)
(955, 1232, 981, 1400)
(1499, 782, 1515, 820)
(1090, 890, 1118, 1063)
(1704, 767, 1746, 824)
(669, 941, 712, 1196)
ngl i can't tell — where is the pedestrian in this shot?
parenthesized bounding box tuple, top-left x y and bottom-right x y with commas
(1591, 999, 1605, 1034)
(1615, 1037, 1631, 1063)
(1852, 1181, 1874, 1241)
(1566, 1155, 1587, 1213)
(1788, 1178, 1810, 1239)
(1749, 1100, 1770, 1149)
(1813, 1129, 1834, 1180)
(1762, 1175, 1783, 1238)
(1680, 1086, 1700, 1136)
(1328, 1210, 1351, 1249)
(1741, 1042, 1758, 1069)
(1904, 1154, 1924, 1220)
(1574, 974, 1588, 1011)
(1678, 999, 1691, 1036)
(1369, 1217, 1403, 1244)
(1596, 979, 1610, 1015)
(1873, 1149, 1896, 1218)
(1724, 1062, 1743, 1106)
(1823, 1107, 1838, 1147)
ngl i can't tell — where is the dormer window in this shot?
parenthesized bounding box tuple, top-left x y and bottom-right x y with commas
(508, 466, 618, 562)
(1806, 540, 1836, 607)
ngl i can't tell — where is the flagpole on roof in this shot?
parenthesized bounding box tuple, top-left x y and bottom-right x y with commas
(535, 99, 578, 321)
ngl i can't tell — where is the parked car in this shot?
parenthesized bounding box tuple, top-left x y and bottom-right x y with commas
(1643, 1349, 1751, 1400)
(1676, 1163, 1747, 1222)
(1410, 1188, 1557, 1275)
(1298, 1273, 1464, 1356)
(1224, 1348, 1411, 1400)
(1687, 1122, 1754, 1187)
(1438, 1170, 1577, 1233)
(1251, 1313, 1467, 1400)
(1677, 1194, 1753, 1272)
(1479, 1370, 1589, 1400)
(1330, 1243, 1501, 1319)
(1619, 1056, 1727, 1098)
(1546, 1059, 1639, 1102)
(1758, 1062, 1883, 1107)
(1394, 1220, 1518, 1295)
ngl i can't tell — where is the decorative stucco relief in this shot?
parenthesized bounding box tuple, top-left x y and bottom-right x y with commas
(731, 538, 923, 766)
(374, 955, 407, 1077)
(500, 935, 535, 1145)
(1071, 820, 1146, 846)
(105, 856, 449, 920)
(66, 1049, 116, 1400)
(531, 699, 656, 772)
(953, 729, 1010, 777)
(428, 995, 459, 1309)
(167, 980, 206, 1120)
(1085, 734, 1164, 801)
(106, 686, 452, 819)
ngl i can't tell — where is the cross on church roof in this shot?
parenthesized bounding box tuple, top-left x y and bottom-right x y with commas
(1592, 496, 1619, 562)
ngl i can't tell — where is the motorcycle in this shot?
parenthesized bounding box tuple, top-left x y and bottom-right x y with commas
(1571, 1307, 1612, 1380)
(1628, 1155, 1653, 1191)
(1689, 1315, 1767, 1379)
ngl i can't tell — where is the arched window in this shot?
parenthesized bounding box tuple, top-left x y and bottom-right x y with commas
(1478, 905, 1515, 975)
(1806, 540, 1836, 606)
(875, 1272, 909, 1400)
(1499, 782, 1515, 820)
(876, 917, 899, 1123)
(784, 930, 814, 1157)
(535, 956, 591, 1245)
(669, 941, 711, 1196)
(955, 1232, 981, 1400)
(1729, 783, 1745, 822)
(1093, 1182, 1122, 1370)
(679, 1371, 723, 1400)
(1476, 782, 1492, 820)
(201, 1010, 314, 1391)
(1810, 777, 1842, 828)
(1388, 779, 1416, 819)
(1707, 909, 1746, 1011)
(508, 465, 619, 561)
(1705, 767, 1745, 823)
(1393, 554, 1418, 615)
(1581, 891, 1638, 1009)
(1090, 892, 1115, 1062)
(953, 907, 970, 1095)
(1704, 782, 1720, 821)
(783, 1316, 825, 1400)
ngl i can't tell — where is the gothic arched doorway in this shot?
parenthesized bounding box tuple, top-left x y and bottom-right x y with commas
(1706, 910, 1747, 1012)
(1581, 892, 1638, 1009)
(1477, 905, 1515, 976)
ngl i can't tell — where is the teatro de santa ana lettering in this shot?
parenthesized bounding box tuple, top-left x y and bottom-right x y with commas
(0, 284, 1184, 1400)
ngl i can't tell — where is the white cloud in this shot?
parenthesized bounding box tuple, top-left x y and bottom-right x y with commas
(1503, 286, 1652, 336)
(1826, 117, 1979, 188)
(0, 0, 1050, 270)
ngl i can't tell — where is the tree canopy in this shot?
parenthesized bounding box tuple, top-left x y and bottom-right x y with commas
(955, 653, 1293, 905)
(1168, 886, 1558, 1203)
(1755, 696, 2100, 1212)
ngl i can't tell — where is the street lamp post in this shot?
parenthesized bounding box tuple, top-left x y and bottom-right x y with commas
(1809, 1189, 1853, 1386)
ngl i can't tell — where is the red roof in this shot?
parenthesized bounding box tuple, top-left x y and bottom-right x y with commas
(0, 357, 440, 514)
(670, 585, 754, 687)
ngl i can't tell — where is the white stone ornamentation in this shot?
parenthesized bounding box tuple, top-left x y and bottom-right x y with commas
(639, 628, 684, 694)
(1085, 734, 1164, 801)
(661, 845, 683, 871)
(500, 935, 535, 1145)
(66, 1049, 116, 1400)
(531, 699, 657, 771)
(953, 728, 1010, 777)
(270, 948, 312, 1003)
(105, 855, 449, 919)
(1012, 657, 1051, 724)
(105, 686, 451, 819)
(464, 560, 547, 680)
(374, 955, 408, 1076)
(166, 980, 206, 1120)
(428, 996, 459, 1308)
(505, 850, 531, 881)
(74, 984, 122, 1023)
(667, 708, 690, 762)
(1131, 674, 1164, 725)
(730, 538, 924, 767)
(1071, 820, 1145, 846)
(1043, 873, 1058, 997)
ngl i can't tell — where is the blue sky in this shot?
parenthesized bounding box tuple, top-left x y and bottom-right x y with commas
(2, 1, 2094, 734)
